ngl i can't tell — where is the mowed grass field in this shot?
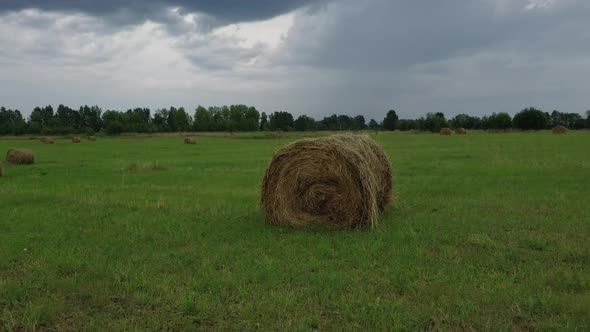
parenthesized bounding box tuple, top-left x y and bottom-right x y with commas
(0, 131, 589, 330)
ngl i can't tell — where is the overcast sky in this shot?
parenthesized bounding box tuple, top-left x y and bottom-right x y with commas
(1, 0, 589, 119)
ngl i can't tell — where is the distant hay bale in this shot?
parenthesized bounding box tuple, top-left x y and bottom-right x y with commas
(184, 138, 196, 144)
(455, 128, 467, 135)
(260, 134, 392, 228)
(552, 125, 568, 134)
(440, 128, 452, 135)
(41, 137, 54, 144)
(6, 149, 34, 165)
(88, 136, 97, 141)
(72, 137, 81, 143)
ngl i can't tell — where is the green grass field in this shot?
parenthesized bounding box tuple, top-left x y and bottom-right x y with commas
(1, 131, 589, 330)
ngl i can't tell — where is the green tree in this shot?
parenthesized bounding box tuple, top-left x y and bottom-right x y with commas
(353, 115, 366, 130)
(167, 107, 191, 132)
(29, 105, 54, 131)
(153, 109, 170, 132)
(105, 121, 124, 135)
(574, 118, 587, 129)
(397, 119, 418, 130)
(244, 106, 260, 131)
(421, 113, 449, 132)
(269, 111, 294, 131)
(336, 115, 353, 130)
(513, 107, 548, 130)
(551, 110, 583, 128)
(194, 106, 212, 131)
(55, 104, 81, 133)
(220, 106, 231, 131)
(101, 110, 124, 127)
(294, 115, 316, 131)
(319, 114, 339, 130)
(368, 119, 380, 130)
(207, 106, 224, 131)
(451, 114, 482, 129)
(229, 104, 247, 131)
(80, 105, 104, 132)
(259, 112, 269, 131)
(121, 108, 150, 133)
(487, 112, 512, 130)
(101, 110, 126, 135)
(551, 110, 562, 127)
(382, 110, 399, 131)
(0, 107, 26, 135)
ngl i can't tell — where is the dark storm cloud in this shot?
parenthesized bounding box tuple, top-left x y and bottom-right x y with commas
(263, 0, 590, 118)
(0, 0, 320, 24)
(280, 0, 590, 71)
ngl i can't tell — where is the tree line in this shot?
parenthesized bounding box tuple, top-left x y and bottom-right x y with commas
(0, 104, 589, 136)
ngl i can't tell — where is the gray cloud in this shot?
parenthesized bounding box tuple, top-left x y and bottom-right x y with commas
(1, 0, 590, 120)
(0, 0, 320, 24)
(279, 1, 590, 70)
(269, 0, 590, 118)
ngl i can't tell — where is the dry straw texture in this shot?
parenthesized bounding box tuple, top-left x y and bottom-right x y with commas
(552, 125, 568, 134)
(455, 128, 467, 135)
(184, 138, 196, 144)
(6, 149, 35, 165)
(440, 128, 452, 135)
(260, 135, 392, 228)
(88, 136, 97, 141)
(41, 137, 54, 144)
(72, 137, 81, 143)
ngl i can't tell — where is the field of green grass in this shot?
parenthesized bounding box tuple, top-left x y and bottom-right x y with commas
(1, 131, 589, 330)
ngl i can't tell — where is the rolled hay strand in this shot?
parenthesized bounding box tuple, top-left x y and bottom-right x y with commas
(260, 135, 392, 228)
(72, 137, 81, 143)
(455, 128, 467, 135)
(88, 136, 97, 141)
(184, 138, 196, 144)
(552, 125, 568, 134)
(6, 149, 34, 165)
(41, 137, 54, 144)
(440, 128, 452, 135)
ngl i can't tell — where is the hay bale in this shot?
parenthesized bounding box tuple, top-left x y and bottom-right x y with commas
(41, 137, 54, 144)
(184, 138, 196, 144)
(455, 128, 467, 135)
(260, 135, 392, 228)
(440, 128, 452, 135)
(88, 136, 97, 141)
(552, 125, 568, 134)
(6, 149, 34, 165)
(72, 137, 81, 143)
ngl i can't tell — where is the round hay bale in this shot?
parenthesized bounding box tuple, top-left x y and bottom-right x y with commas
(6, 149, 34, 165)
(41, 137, 54, 144)
(552, 125, 568, 134)
(88, 136, 97, 141)
(184, 138, 196, 144)
(72, 137, 81, 143)
(455, 128, 467, 135)
(440, 128, 452, 135)
(260, 135, 392, 228)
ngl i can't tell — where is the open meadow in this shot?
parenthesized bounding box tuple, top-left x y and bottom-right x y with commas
(0, 131, 589, 330)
